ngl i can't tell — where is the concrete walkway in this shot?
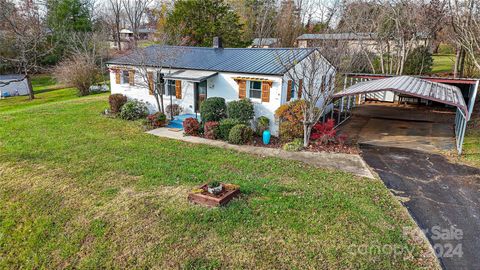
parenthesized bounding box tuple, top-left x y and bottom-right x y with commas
(146, 128, 374, 178)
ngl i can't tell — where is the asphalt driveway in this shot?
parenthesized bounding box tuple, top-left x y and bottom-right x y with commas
(361, 144, 480, 270)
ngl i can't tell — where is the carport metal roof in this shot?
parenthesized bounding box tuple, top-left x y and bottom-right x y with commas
(333, 76, 469, 120)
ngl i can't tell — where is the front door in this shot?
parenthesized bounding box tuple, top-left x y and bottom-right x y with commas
(194, 80, 207, 112)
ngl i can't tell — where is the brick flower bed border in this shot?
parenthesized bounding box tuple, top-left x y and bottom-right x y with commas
(188, 184, 240, 207)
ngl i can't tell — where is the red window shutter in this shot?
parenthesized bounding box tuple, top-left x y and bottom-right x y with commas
(147, 72, 154, 95)
(129, 70, 135, 86)
(298, 79, 303, 99)
(238, 80, 247, 99)
(115, 70, 121, 84)
(175, 80, 182, 99)
(286, 80, 292, 101)
(261, 81, 271, 102)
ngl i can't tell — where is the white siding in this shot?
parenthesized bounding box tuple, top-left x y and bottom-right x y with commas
(109, 66, 284, 135)
(108, 51, 335, 137)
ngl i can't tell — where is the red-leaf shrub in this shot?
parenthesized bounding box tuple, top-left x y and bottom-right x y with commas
(108, 94, 127, 113)
(311, 119, 337, 144)
(204, 121, 219, 139)
(147, 112, 167, 127)
(183, 118, 200, 136)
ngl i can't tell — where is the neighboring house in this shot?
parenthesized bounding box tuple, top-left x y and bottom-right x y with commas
(106, 38, 335, 135)
(296, 32, 428, 53)
(249, 38, 280, 48)
(0, 75, 30, 98)
(138, 28, 156, 40)
(119, 29, 134, 40)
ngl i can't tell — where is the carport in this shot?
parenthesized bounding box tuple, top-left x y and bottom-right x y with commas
(332, 75, 478, 154)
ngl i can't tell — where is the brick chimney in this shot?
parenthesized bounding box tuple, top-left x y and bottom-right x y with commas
(213, 36, 223, 49)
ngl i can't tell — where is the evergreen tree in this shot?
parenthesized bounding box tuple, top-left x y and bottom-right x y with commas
(165, 0, 248, 47)
(47, 0, 92, 32)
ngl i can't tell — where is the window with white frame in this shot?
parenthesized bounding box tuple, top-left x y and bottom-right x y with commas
(121, 70, 129, 84)
(166, 80, 176, 96)
(248, 81, 262, 99)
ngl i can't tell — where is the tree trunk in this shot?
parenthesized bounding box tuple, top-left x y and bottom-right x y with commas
(459, 48, 466, 77)
(116, 23, 122, 51)
(26, 74, 34, 100)
(303, 123, 312, 148)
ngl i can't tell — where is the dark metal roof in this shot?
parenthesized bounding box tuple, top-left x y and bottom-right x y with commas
(334, 76, 469, 119)
(106, 45, 317, 75)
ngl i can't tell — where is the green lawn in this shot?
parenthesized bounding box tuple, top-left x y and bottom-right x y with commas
(0, 83, 436, 268)
(432, 54, 455, 74)
(0, 75, 78, 113)
(462, 116, 480, 166)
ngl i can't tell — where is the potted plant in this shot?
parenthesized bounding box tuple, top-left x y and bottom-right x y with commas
(207, 181, 223, 195)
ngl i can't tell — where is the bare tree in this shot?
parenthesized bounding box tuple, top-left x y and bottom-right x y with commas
(253, 0, 277, 46)
(276, 0, 302, 47)
(126, 36, 182, 113)
(122, 0, 152, 47)
(280, 50, 337, 147)
(108, 0, 124, 50)
(0, 0, 54, 99)
(53, 31, 109, 96)
(449, 0, 480, 74)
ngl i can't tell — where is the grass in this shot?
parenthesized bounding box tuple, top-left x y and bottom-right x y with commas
(462, 111, 480, 166)
(0, 75, 78, 113)
(0, 81, 437, 269)
(432, 54, 455, 74)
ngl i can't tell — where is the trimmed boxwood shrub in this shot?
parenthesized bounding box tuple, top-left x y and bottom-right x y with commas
(256, 116, 270, 135)
(227, 98, 255, 122)
(109, 94, 127, 113)
(200, 97, 227, 122)
(119, 100, 148, 120)
(166, 104, 183, 117)
(228, 124, 253, 145)
(183, 117, 200, 136)
(218, 118, 242, 140)
(204, 121, 220, 139)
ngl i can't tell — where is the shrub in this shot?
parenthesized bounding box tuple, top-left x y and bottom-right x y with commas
(311, 119, 348, 145)
(218, 118, 243, 140)
(227, 98, 255, 122)
(283, 138, 304, 152)
(228, 124, 253, 145)
(53, 53, 103, 96)
(275, 100, 305, 141)
(404, 46, 433, 75)
(183, 117, 200, 136)
(119, 100, 148, 120)
(204, 121, 220, 139)
(146, 112, 167, 127)
(311, 118, 336, 144)
(256, 116, 270, 135)
(108, 94, 127, 113)
(200, 97, 227, 122)
(166, 104, 183, 117)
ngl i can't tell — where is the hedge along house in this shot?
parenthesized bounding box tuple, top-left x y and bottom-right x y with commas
(106, 38, 335, 136)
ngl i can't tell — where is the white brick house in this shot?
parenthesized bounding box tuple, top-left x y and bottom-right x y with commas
(106, 40, 335, 136)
